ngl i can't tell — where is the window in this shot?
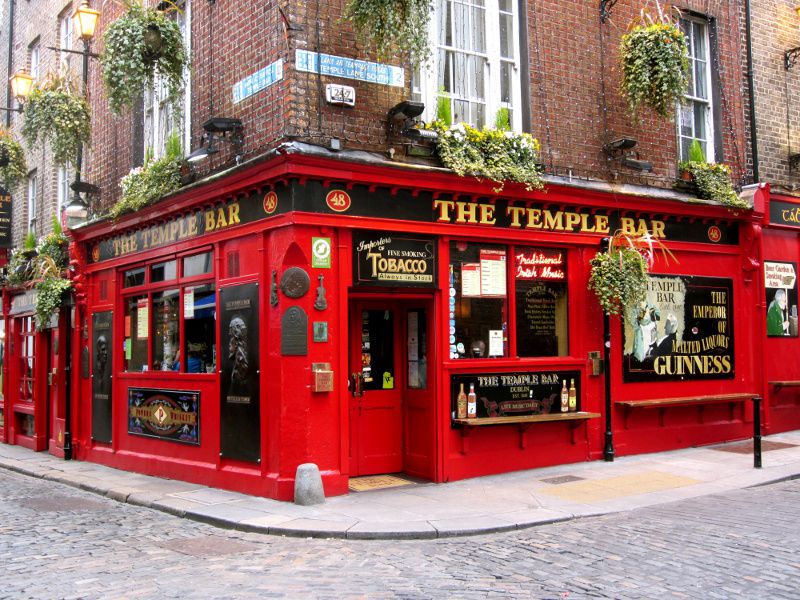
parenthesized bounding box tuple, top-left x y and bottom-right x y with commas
(18, 316, 35, 403)
(677, 17, 715, 162)
(414, 0, 522, 130)
(122, 250, 215, 374)
(27, 171, 37, 233)
(29, 40, 40, 81)
(143, 1, 191, 158)
(59, 7, 74, 70)
(57, 164, 72, 215)
(450, 242, 571, 360)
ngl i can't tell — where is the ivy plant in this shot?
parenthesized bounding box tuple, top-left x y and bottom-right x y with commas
(0, 127, 27, 187)
(343, 0, 432, 65)
(35, 276, 73, 330)
(110, 133, 184, 219)
(101, 1, 188, 114)
(37, 215, 70, 271)
(681, 161, 749, 209)
(427, 122, 544, 192)
(589, 242, 649, 317)
(620, 9, 689, 118)
(21, 73, 91, 167)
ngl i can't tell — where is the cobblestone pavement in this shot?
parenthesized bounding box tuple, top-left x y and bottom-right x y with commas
(2, 469, 799, 600)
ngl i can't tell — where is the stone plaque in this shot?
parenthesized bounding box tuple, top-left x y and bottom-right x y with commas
(280, 267, 310, 298)
(281, 306, 308, 355)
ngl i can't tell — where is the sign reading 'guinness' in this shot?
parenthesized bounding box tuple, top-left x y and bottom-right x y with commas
(353, 231, 437, 288)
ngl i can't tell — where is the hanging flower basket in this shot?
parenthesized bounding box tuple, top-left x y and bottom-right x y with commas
(343, 0, 432, 64)
(21, 73, 90, 167)
(100, 1, 188, 114)
(619, 7, 689, 118)
(0, 127, 27, 187)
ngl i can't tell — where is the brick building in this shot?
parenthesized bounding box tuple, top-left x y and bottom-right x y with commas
(1, 1, 795, 501)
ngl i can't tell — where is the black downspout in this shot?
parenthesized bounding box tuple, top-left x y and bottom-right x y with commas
(5, 0, 16, 128)
(744, 0, 760, 183)
(601, 237, 614, 462)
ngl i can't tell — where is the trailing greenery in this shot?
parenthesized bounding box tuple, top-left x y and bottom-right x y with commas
(343, 0, 432, 65)
(101, 1, 188, 114)
(35, 276, 73, 330)
(589, 243, 649, 317)
(21, 73, 91, 167)
(0, 128, 27, 187)
(426, 122, 544, 192)
(111, 133, 184, 219)
(681, 161, 748, 209)
(620, 10, 689, 118)
(5, 248, 35, 286)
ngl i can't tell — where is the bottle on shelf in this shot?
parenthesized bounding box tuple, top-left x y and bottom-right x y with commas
(560, 379, 569, 413)
(568, 379, 577, 412)
(467, 383, 477, 419)
(457, 383, 467, 419)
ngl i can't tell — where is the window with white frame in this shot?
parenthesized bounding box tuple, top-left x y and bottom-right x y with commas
(143, 1, 191, 158)
(59, 7, 75, 71)
(677, 17, 715, 162)
(27, 172, 38, 234)
(29, 41, 40, 81)
(413, 0, 522, 131)
(57, 164, 72, 214)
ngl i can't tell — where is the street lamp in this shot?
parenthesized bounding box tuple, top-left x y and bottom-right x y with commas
(73, 0, 101, 41)
(1, 70, 34, 114)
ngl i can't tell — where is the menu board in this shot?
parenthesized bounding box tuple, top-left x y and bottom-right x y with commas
(480, 249, 507, 296)
(515, 248, 566, 357)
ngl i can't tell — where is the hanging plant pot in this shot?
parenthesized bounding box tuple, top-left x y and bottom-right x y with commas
(143, 24, 164, 61)
(0, 128, 27, 186)
(619, 8, 689, 119)
(0, 146, 9, 168)
(101, 2, 188, 114)
(343, 0, 433, 64)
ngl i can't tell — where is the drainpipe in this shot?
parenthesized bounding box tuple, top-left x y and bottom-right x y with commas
(62, 297, 74, 460)
(5, 0, 16, 128)
(744, 0, 760, 183)
(601, 237, 614, 462)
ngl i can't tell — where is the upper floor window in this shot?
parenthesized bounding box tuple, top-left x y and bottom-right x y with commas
(27, 171, 37, 234)
(57, 163, 72, 215)
(677, 17, 715, 162)
(143, 1, 191, 158)
(414, 0, 522, 131)
(29, 41, 40, 81)
(59, 7, 75, 70)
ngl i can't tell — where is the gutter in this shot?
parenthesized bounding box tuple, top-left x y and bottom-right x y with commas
(744, 0, 760, 183)
(5, 0, 15, 128)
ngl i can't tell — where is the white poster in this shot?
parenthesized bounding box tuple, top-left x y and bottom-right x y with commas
(489, 330, 504, 357)
(184, 287, 195, 319)
(136, 299, 149, 339)
(480, 250, 507, 296)
(462, 263, 481, 297)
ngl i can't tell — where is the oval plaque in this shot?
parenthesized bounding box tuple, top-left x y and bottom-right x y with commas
(280, 267, 310, 298)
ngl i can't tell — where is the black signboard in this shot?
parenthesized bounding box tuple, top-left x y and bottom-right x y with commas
(353, 231, 437, 287)
(91, 311, 113, 443)
(0, 187, 11, 249)
(769, 199, 800, 229)
(220, 283, 260, 462)
(514, 247, 567, 357)
(450, 371, 581, 419)
(128, 388, 200, 445)
(623, 276, 735, 382)
(281, 306, 308, 356)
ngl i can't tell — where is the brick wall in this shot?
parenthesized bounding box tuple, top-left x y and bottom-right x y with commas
(749, 0, 800, 193)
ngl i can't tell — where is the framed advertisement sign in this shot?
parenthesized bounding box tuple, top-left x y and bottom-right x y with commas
(220, 283, 261, 462)
(353, 231, 437, 288)
(92, 312, 113, 443)
(128, 388, 199, 445)
(623, 276, 734, 382)
(765, 261, 798, 337)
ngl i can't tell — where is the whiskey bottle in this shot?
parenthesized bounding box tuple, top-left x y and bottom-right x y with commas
(568, 379, 577, 412)
(560, 380, 568, 412)
(467, 383, 477, 419)
(457, 383, 467, 419)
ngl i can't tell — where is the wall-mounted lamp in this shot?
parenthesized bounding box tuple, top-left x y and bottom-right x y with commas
(188, 117, 244, 164)
(786, 6, 800, 69)
(73, 0, 101, 41)
(603, 137, 653, 172)
(65, 181, 99, 228)
(0, 70, 34, 113)
(387, 101, 436, 141)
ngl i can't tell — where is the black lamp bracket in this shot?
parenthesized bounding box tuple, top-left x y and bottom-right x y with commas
(785, 47, 800, 70)
(600, 0, 618, 23)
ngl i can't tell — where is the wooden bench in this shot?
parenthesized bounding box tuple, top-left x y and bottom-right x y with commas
(615, 393, 757, 428)
(769, 381, 800, 393)
(452, 412, 601, 453)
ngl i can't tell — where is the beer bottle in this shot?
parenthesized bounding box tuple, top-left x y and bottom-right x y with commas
(457, 383, 467, 419)
(560, 380, 568, 412)
(467, 383, 477, 418)
(568, 379, 577, 412)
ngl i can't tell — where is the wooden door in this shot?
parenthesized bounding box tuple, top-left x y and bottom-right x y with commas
(349, 303, 403, 476)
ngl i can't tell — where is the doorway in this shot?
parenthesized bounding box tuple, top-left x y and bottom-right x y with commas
(348, 298, 435, 479)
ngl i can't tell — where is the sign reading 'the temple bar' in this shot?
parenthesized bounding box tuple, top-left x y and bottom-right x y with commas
(353, 231, 437, 288)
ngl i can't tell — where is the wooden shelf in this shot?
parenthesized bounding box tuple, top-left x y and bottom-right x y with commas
(615, 393, 756, 409)
(453, 412, 601, 426)
(770, 381, 800, 392)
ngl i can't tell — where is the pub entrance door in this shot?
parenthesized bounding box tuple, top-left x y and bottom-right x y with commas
(348, 298, 435, 478)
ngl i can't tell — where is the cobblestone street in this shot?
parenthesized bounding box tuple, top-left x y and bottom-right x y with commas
(1, 470, 799, 599)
